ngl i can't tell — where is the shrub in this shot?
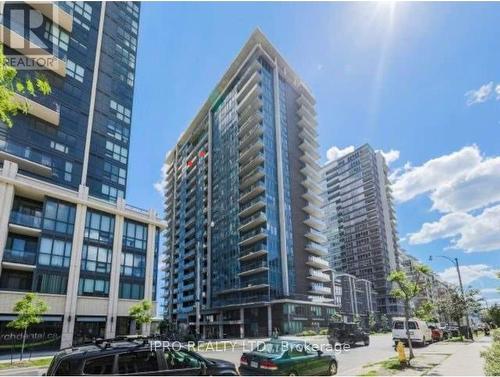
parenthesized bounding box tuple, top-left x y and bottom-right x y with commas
(319, 328, 329, 335)
(481, 329, 500, 376)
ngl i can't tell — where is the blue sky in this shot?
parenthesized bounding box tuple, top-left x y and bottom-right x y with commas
(127, 2, 500, 304)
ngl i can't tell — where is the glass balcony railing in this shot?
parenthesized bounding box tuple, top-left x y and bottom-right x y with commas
(9, 211, 42, 229)
(2, 249, 37, 265)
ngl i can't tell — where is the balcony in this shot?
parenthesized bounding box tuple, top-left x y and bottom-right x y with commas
(239, 138, 264, 164)
(302, 190, 323, 207)
(239, 196, 266, 218)
(240, 181, 266, 204)
(239, 227, 267, 247)
(240, 167, 266, 190)
(238, 95, 262, 124)
(309, 284, 331, 295)
(239, 212, 267, 233)
(239, 260, 269, 277)
(305, 242, 329, 257)
(306, 256, 330, 269)
(237, 81, 262, 112)
(303, 203, 323, 218)
(237, 70, 261, 102)
(300, 154, 320, 170)
(239, 152, 265, 177)
(304, 216, 326, 231)
(2, 249, 37, 266)
(308, 269, 331, 283)
(9, 212, 42, 230)
(302, 178, 323, 194)
(239, 112, 263, 135)
(239, 125, 264, 150)
(12, 93, 60, 127)
(300, 164, 321, 182)
(296, 94, 316, 112)
(239, 247, 268, 262)
(297, 105, 317, 125)
(305, 229, 327, 244)
(0, 141, 52, 177)
(297, 116, 317, 132)
(299, 139, 320, 161)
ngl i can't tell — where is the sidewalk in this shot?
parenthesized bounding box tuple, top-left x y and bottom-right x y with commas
(426, 336, 492, 376)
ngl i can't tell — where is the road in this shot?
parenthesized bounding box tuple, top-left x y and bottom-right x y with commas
(0, 333, 395, 376)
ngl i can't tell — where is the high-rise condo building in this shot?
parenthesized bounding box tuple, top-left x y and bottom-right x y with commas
(0, 2, 164, 351)
(322, 144, 403, 315)
(162, 29, 338, 338)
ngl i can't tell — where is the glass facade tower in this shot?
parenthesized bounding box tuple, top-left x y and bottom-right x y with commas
(0, 2, 164, 351)
(163, 30, 339, 338)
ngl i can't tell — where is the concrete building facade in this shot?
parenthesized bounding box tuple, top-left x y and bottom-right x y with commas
(0, 2, 164, 351)
(162, 30, 339, 338)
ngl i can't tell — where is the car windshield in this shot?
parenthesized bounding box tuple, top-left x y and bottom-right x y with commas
(253, 342, 283, 355)
(393, 321, 404, 329)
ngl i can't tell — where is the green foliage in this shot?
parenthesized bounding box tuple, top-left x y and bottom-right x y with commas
(0, 44, 51, 128)
(128, 300, 153, 327)
(415, 300, 437, 322)
(330, 310, 342, 323)
(483, 304, 500, 327)
(297, 330, 317, 336)
(437, 287, 481, 326)
(481, 329, 500, 376)
(7, 293, 48, 331)
(379, 314, 390, 331)
(319, 328, 329, 335)
(0, 357, 52, 370)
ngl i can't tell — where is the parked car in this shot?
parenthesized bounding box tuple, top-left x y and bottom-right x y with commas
(327, 322, 370, 347)
(46, 337, 238, 376)
(239, 339, 337, 376)
(428, 325, 443, 342)
(392, 318, 432, 346)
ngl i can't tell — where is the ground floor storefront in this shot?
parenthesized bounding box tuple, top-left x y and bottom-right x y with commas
(0, 315, 141, 355)
(182, 300, 340, 339)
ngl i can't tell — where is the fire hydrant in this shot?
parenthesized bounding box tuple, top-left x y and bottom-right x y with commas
(396, 341, 407, 366)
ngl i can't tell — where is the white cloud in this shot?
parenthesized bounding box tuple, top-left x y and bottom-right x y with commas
(153, 155, 169, 195)
(326, 145, 355, 161)
(391, 145, 481, 204)
(438, 264, 499, 286)
(377, 149, 400, 165)
(480, 288, 499, 295)
(408, 204, 500, 252)
(465, 81, 494, 106)
(496, 84, 500, 100)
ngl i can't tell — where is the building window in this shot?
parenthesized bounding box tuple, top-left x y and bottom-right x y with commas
(44, 22, 69, 51)
(119, 282, 144, 300)
(78, 278, 110, 296)
(81, 245, 112, 274)
(0, 269, 32, 291)
(110, 100, 131, 125)
(64, 162, 73, 183)
(107, 121, 129, 143)
(84, 211, 115, 243)
(66, 59, 85, 82)
(38, 237, 72, 268)
(104, 162, 127, 185)
(105, 140, 128, 164)
(120, 252, 145, 277)
(50, 141, 68, 153)
(101, 184, 124, 202)
(43, 200, 76, 235)
(36, 273, 67, 294)
(123, 221, 147, 250)
(64, 1, 92, 21)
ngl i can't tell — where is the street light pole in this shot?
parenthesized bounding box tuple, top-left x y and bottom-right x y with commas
(429, 255, 473, 341)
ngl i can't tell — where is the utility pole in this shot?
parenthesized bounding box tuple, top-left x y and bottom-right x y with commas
(429, 255, 473, 340)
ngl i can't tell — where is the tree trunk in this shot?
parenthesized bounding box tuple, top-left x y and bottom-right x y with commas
(20, 327, 27, 361)
(404, 302, 414, 360)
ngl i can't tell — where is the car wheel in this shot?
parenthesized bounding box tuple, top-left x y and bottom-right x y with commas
(328, 361, 338, 376)
(364, 338, 370, 346)
(288, 371, 298, 376)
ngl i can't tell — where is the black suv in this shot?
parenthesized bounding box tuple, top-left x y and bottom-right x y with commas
(327, 322, 370, 347)
(46, 337, 238, 376)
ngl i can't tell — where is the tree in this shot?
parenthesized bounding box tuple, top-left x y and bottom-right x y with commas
(0, 44, 51, 128)
(415, 300, 437, 322)
(330, 310, 342, 323)
(388, 264, 431, 360)
(379, 314, 390, 332)
(7, 293, 48, 361)
(368, 312, 377, 332)
(483, 304, 500, 327)
(129, 300, 153, 335)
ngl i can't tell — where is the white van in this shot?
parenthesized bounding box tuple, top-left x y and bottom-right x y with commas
(392, 318, 432, 346)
